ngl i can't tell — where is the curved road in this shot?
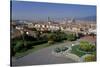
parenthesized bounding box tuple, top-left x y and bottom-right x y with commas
(12, 41, 77, 66)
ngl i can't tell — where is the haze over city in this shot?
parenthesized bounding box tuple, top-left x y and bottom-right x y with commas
(11, 1, 96, 21)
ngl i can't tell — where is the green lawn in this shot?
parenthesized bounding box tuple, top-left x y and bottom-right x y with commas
(71, 45, 96, 57)
(71, 45, 87, 57)
(14, 43, 50, 59)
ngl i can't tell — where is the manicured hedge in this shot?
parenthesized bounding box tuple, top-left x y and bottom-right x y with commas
(26, 40, 48, 46)
(79, 41, 96, 52)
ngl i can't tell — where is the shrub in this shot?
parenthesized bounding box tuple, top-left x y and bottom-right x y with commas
(48, 40, 55, 44)
(27, 40, 47, 46)
(47, 32, 67, 42)
(79, 41, 96, 52)
(32, 40, 47, 45)
(24, 34, 36, 41)
(47, 33, 56, 41)
(84, 55, 96, 62)
(67, 33, 76, 41)
(92, 51, 96, 56)
(14, 41, 25, 52)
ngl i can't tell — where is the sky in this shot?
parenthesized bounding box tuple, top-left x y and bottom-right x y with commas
(11, 1, 96, 21)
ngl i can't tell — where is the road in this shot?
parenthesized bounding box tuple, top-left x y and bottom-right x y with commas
(12, 41, 78, 66)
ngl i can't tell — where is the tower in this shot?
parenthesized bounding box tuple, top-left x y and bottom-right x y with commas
(48, 17, 51, 24)
(71, 18, 75, 23)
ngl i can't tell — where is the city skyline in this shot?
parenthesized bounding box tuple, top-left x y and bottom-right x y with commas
(11, 1, 96, 21)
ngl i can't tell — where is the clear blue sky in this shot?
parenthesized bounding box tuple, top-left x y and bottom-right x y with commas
(11, 1, 96, 20)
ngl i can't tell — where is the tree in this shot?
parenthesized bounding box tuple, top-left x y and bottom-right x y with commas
(47, 33, 56, 41)
(79, 41, 96, 52)
(67, 33, 76, 41)
(14, 41, 28, 52)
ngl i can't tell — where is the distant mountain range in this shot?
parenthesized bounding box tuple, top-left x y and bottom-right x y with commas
(12, 15, 96, 23)
(76, 16, 96, 21)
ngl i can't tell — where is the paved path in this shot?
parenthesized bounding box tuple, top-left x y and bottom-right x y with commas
(12, 41, 78, 66)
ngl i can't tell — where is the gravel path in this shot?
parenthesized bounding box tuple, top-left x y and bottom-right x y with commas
(12, 41, 77, 66)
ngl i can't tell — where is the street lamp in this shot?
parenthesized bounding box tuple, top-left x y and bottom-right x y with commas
(72, 44, 74, 46)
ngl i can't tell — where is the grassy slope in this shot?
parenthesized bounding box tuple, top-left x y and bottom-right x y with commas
(71, 45, 95, 57)
(71, 45, 86, 57)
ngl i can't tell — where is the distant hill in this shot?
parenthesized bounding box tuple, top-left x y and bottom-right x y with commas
(77, 16, 96, 22)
